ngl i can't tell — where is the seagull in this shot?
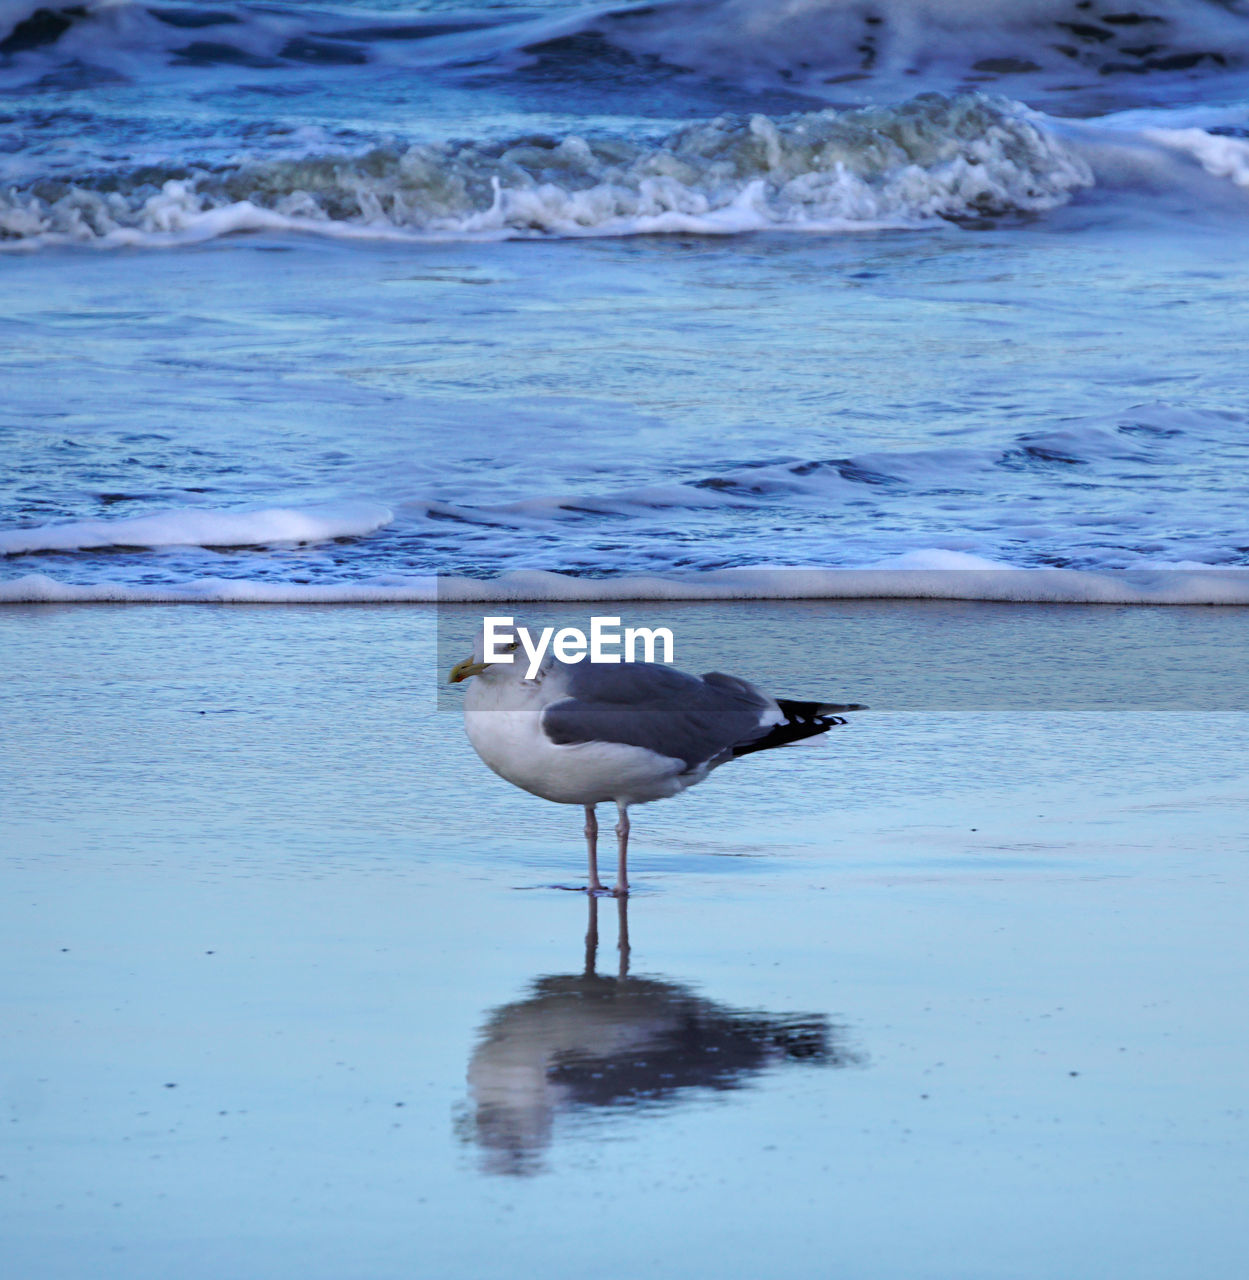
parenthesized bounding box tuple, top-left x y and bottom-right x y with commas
(448, 629, 866, 895)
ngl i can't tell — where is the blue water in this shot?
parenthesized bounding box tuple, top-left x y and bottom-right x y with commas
(3, 0, 1249, 598)
(5, 10, 1249, 1275)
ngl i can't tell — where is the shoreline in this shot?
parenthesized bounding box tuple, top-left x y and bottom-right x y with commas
(4, 565, 1249, 606)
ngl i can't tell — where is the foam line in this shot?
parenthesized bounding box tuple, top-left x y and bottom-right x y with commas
(0, 502, 394, 554)
(4, 560, 1248, 605)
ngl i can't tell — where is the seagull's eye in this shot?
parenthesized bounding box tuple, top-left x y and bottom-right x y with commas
(505, 640, 520, 652)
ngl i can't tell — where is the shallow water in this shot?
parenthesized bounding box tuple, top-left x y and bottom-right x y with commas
(5, 214, 1249, 597)
(3, 604, 1247, 1278)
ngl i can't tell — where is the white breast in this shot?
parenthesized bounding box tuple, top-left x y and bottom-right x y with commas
(463, 675, 693, 806)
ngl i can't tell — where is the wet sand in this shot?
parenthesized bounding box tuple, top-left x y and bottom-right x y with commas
(2, 602, 1247, 1279)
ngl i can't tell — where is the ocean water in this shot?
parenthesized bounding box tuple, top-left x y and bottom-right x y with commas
(3, 0, 1249, 602)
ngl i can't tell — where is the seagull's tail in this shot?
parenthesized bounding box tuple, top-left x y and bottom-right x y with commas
(731, 698, 867, 759)
(810, 701, 869, 716)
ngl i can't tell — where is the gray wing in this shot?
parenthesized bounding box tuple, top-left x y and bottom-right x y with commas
(540, 662, 777, 772)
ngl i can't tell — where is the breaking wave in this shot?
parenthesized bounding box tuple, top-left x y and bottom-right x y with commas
(0, 94, 1094, 245)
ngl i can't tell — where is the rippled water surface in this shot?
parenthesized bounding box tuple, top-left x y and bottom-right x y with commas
(5, 215, 1249, 595)
(3, 0, 1249, 598)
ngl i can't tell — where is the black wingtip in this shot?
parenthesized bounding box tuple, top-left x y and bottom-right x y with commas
(777, 698, 868, 720)
(732, 696, 866, 760)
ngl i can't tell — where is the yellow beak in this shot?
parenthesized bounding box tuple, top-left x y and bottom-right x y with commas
(448, 656, 488, 684)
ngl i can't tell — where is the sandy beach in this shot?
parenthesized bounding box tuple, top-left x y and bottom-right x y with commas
(3, 601, 1245, 1279)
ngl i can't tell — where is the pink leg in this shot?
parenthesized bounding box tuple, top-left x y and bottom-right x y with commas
(584, 805, 604, 893)
(613, 803, 630, 897)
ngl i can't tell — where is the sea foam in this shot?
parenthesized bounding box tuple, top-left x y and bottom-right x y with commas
(0, 502, 394, 555)
(6, 92, 1249, 252)
(4, 560, 1249, 606)
(0, 95, 1092, 248)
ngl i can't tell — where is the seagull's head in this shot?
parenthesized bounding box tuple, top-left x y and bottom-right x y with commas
(447, 627, 522, 684)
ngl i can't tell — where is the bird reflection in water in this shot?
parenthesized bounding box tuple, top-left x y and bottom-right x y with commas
(463, 896, 862, 1175)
